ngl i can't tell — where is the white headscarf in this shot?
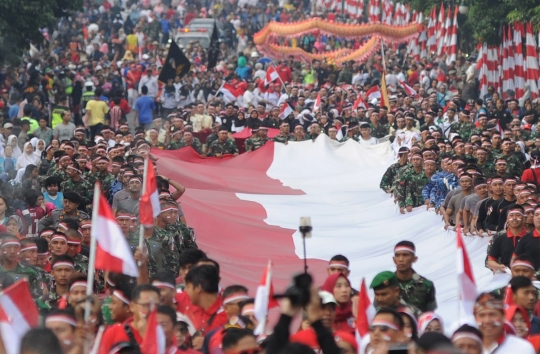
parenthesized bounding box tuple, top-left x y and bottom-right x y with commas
(516, 141, 530, 161)
(7, 135, 21, 159)
(31, 138, 45, 158)
(14, 167, 25, 183)
(16, 142, 38, 170)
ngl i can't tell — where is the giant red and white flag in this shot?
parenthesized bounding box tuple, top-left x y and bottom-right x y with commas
(254, 261, 279, 335)
(279, 103, 294, 120)
(0, 280, 39, 354)
(151, 137, 494, 329)
(353, 95, 367, 110)
(457, 228, 477, 325)
(140, 158, 160, 227)
(141, 306, 166, 354)
(93, 189, 139, 277)
(265, 66, 280, 86)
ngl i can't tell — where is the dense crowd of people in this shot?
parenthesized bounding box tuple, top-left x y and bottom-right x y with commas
(3, 0, 540, 353)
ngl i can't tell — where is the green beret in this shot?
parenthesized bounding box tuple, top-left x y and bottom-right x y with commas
(370, 271, 398, 290)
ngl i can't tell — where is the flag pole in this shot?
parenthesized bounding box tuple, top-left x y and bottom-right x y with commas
(138, 158, 149, 267)
(85, 183, 100, 322)
(259, 260, 272, 336)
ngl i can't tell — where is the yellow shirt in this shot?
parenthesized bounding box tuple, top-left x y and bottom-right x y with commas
(126, 34, 138, 53)
(85, 100, 109, 126)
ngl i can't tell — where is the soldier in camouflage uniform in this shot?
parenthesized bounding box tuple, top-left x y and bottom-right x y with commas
(395, 152, 430, 213)
(273, 122, 293, 144)
(246, 127, 269, 152)
(476, 147, 495, 176)
(207, 127, 239, 157)
(494, 138, 524, 176)
(177, 131, 203, 154)
(48, 153, 71, 181)
(93, 156, 116, 200)
(167, 130, 184, 150)
(450, 109, 475, 142)
(393, 241, 437, 312)
(42, 255, 75, 313)
(244, 128, 260, 152)
(204, 123, 221, 152)
(61, 165, 92, 210)
(340, 122, 360, 142)
(370, 271, 422, 318)
(369, 110, 389, 139)
(65, 231, 89, 274)
(0, 236, 48, 304)
(38, 192, 89, 232)
(380, 147, 409, 193)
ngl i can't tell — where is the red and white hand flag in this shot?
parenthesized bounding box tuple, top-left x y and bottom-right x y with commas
(355, 278, 375, 341)
(140, 158, 160, 227)
(353, 96, 367, 110)
(140, 306, 166, 354)
(398, 81, 417, 96)
(457, 228, 477, 325)
(366, 86, 381, 101)
(0, 280, 39, 354)
(254, 261, 279, 335)
(313, 93, 322, 112)
(93, 186, 139, 277)
(279, 103, 294, 120)
(265, 66, 280, 86)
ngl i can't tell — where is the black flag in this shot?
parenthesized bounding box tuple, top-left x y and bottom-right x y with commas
(207, 22, 220, 71)
(158, 40, 192, 83)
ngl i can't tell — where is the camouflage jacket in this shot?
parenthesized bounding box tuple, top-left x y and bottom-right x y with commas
(245, 137, 269, 152)
(167, 222, 197, 252)
(73, 253, 89, 274)
(0, 262, 48, 300)
(170, 140, 203, 154)
(38, 209, 90, 232)
(61, 178, 93, 207)
(395, 168, 429, 208)
(397, 272, 437, 312)
(369, 123, 389, 139)
(374, 298, 423, 318)
(207, 139, 239, 156)
(205, 133, 219, 148)
(380, 162, 408, 193)
(340, 135, 359, 142)
(493, 153, 524, 176)
(272, 134, 294, 144)
(450, 121, 476, 142)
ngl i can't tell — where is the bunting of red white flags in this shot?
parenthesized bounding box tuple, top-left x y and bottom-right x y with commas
(345, 0, 364, 18)
(445, 6, 458, 65)
(441, 5, 452, 56)
(525, 22, 540, 100)
(502, 26, 516, 100)
(436, 4, 445, 55)
(427, 7, 437, 53)
(487, 46, 501, 97)
(369, 0, 380, 23)
(478, 44, 489, 99)
(514, 22, 526, 99)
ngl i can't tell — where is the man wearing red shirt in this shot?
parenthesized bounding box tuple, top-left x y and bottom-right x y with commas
(176, 265, 228, 350)
(276, 62, 292, 84)
(99, 284, 160, 354)
(126, 64, 142, 108)
(109, 96, 131, 115)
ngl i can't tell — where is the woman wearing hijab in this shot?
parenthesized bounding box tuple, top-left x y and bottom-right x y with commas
(418, 312, 444, 336)
(33, 139, 46, 161)
(507, 305, 540, 351)
(16, 142, 38, 170)
(320, 273, 355, 334)
(7, 135, 22, 159)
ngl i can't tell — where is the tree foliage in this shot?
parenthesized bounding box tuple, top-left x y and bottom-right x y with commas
(0, 0, 82, 64)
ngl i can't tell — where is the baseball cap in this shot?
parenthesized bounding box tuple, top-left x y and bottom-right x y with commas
(318, 291, 337, 305)
(3, 123, 13, 129)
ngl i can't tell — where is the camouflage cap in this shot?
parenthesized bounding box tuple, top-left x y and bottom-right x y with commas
(370, 271, 398, 290)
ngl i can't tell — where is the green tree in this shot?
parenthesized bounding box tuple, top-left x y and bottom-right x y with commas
(0, 0, 83, 64)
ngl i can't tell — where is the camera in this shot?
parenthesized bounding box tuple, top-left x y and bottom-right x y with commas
(274, 273, 313, 308)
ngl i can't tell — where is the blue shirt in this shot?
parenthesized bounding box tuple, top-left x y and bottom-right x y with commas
(8, 104, 18, 120)
(44, 192, 64, 209)
(134, 96, 155, 124)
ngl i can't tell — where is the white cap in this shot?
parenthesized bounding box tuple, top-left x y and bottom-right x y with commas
(251, 52, 259, 58)
(96, 65, 103, 71)
(318, 290, 337, 305)
(84, 81, 93, 87)
(142, 54, 150, 60)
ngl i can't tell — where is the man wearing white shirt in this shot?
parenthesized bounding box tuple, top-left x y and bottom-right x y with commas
(474, 293, 535, 354)
(139, 69, 159, 99)
(262, 84, 280, 108)
(358, 122, 378, 146)
(242, 82, 260, 109)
